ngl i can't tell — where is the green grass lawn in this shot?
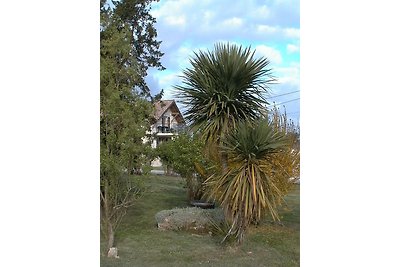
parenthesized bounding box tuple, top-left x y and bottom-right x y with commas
(100, 175, 300, 267)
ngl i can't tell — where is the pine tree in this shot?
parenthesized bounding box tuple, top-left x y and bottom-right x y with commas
(100, 0, 163, 254)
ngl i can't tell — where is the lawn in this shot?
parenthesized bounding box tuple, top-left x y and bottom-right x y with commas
(100, 174, 300, 267)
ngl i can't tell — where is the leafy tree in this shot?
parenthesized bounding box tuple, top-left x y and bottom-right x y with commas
(156, 133, 210, 201)
(113, 0, 165, 96)
(154, 138, 174, 175)
(100, 0, 163, 255)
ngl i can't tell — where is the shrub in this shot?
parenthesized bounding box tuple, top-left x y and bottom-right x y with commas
(205, 119, 295, 244)
(155, 133, 211, 201)
(155, 207, 224, 233)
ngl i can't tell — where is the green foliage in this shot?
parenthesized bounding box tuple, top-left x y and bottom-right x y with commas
(154, 140, 174, 173)
(100, 9, 153, 176)
(173, 43, 300, 245)
(100, 0, 163, 251)
(205, 120, 295, 244)
(207, 214, 237, 244)
(175, 43, 275, 144)
(113, 0, 165, 96)
(156, 133, 210, 200)
(100, 174, 143, 230)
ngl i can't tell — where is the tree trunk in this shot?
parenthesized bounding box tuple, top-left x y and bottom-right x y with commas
(186, 176, 194, 202)
(167, 165, 172, 175)
(107, 222, 115, 251)
(102, 182, 115, 253)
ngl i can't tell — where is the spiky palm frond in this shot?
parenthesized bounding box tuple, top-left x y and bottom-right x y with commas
(174, 43, 275, 143)
(205, 120, 292, 244)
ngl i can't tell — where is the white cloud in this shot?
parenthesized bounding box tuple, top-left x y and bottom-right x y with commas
(151, 0, 194, 18)
(274, 63, 300, 86)
(155, 73, 182, 100)
(273, 0, 293, 4)
(254, 45, 282, 65)
(254, 5, 271, 18)
(287, 44, 299, 53)
(203, 11, 215, 23)
(283, 28, 300, 38)
(165, 15, 186, 26)
(256, 25, 300, 40)
(152, 0, 300, 49)
(157, 72, 183, 99)
(257, 25, 279, 34)
(222, 17, 243, 27)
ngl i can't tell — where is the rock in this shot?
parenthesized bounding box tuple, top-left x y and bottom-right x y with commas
(155, 207, 224, 233)
(107, 247, 120, 258)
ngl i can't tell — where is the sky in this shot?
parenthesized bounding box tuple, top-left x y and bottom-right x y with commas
(146, 0, 300, 123)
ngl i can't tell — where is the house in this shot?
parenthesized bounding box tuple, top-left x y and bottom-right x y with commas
(150, 100, 186, 149)
(148, 100, 185, 167)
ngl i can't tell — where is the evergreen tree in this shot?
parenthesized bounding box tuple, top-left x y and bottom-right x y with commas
(100, 0, 163, 255)
(114, 0, 165, 96)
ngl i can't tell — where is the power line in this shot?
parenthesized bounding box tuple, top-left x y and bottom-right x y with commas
(267, 90, 300, 99)
(273, 98, 300, 106)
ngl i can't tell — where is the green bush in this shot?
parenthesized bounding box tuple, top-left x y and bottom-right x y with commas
(155, 132, 211, 201)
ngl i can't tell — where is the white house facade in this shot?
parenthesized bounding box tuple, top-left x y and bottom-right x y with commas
(149, 100, 185, 148)
(146, 100, 185, 167)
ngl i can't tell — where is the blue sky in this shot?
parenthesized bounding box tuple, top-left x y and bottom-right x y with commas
(146, 0, 300, 123)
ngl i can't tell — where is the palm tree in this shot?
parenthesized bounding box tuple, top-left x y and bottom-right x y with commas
(205, 120, 292, 244)
(175, 43, 297, 244)
(174, 43, 275, 148)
